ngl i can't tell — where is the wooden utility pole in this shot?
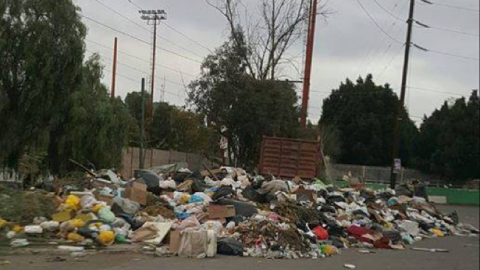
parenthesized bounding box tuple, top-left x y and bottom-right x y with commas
(390, 0, 415, 189)
(301, 0, 319, 128)
(140, 9, 167, 136)
(110, 37, 118, 98)
(139, 78, 146, 169)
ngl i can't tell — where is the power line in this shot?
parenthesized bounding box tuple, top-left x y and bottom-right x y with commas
(372, 0, 404, 21)
(364, 0, 408, 75)
(412, 43, 479, 61)
(414, 20, 479, 37)
(102, 64, 184, 100)
(309, 85, 465, 97)
(92, 0, 205, 59)
(85, 38, 199, 78)
(353, 0, 406, 78)
(124, 0, 212, 53)
(418, 0, 480, 13)
(355, 0, 404, 45)
(407, 86, 466, 97)
(88, 49, 187, 90)
(161, 22, 213, 53)
(80, 14, 203, 64)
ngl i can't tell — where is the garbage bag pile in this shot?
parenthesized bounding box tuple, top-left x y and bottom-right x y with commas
(0, 163, 478, 259)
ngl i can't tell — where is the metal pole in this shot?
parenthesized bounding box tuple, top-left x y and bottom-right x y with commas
(390, 0, 415, 189)
(140, 78, 146, 169)
(300, 0, 318, 128)
(111, 37, 118, 98)
(150, 17, 157, 125)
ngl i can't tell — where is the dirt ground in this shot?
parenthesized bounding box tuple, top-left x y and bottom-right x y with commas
(0, 205, 478, 270)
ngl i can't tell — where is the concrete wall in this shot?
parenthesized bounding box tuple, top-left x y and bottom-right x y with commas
(121, 147, 213, 179)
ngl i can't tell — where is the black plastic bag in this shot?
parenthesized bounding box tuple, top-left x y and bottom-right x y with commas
(217, 238, 244, 256)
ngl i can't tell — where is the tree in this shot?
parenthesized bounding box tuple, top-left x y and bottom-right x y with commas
(188, 35, 300, 169)
(1, 1, 130, 175)
(320, 75, 418, 167)
(124, 91, 151, 147)
(414, 91, 479, 183)
(55, 54, 131, 173)
(124, 91, 151, 126)
(0, 0, 86, 170)
(151, 103, 211, 153)
(207, 0, 327, 80)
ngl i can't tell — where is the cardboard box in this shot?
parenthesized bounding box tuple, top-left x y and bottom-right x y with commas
(169, 230, 181, 254)
(208, 205, 236, 219)
(125, 182, 147, 205)
(161, 191, 175, 199)
(295, 186, 317, 203)
(94, 193, 115, 206)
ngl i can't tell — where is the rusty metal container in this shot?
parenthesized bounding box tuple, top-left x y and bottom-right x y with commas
(259, 136, 321, 180)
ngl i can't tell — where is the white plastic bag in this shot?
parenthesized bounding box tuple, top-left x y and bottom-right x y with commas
(24, 225, 43, 234)
(178, 228, 208, 258)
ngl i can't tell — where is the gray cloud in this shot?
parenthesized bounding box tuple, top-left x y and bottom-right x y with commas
(74, 0, 479, 123)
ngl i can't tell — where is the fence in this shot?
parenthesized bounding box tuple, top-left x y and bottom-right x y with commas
(329, 164, 446, 186)
(121, 147, 213, 179)
(0, 169, 21, 182)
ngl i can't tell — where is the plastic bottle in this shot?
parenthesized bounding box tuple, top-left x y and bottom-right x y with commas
(206, 224, 217, 258)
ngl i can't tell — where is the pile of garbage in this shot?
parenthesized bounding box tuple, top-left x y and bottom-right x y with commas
(0, 163, 478, 259)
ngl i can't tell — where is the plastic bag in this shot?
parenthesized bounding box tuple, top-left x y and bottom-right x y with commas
(67, 233, 85, 243)
(24, 225, 43, 234)
(65, 195, 80, 210)
(177, 215, 201, 231)
(98, 208, 115, 223)
(193, 192, 212, 204)
(97, 230, 115, 246)
(40, 221, 60, 232)
(160, 179, 177, 189)
(217, 238, 243, 256)
(188, 194, 204, 204)
(178, 228, 208, 258)
(312, 226, 329, 240)
(80, 194, 97, 209)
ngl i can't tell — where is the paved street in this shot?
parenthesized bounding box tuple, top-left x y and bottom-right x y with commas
(1, 205, 478, 270)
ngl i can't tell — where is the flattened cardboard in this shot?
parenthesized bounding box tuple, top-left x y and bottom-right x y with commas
(208, 205, 235, 219)
(125, 182, 147, 205)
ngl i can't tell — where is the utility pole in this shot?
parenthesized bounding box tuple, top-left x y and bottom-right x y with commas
(139, 78, 146, 169)
(110, 37, 118, 98)
(140, 9, 167, 136)
(390, 0, 415, 189)
(301, 0, 319, 128)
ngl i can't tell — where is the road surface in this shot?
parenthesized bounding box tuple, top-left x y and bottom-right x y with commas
(1, 205, 478, 270)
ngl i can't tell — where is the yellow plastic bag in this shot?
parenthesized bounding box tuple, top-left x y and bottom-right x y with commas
(0, 219, 7, 229)
(97, 231, 115, 246)
(180, 194, 191, 204)
(70, 218, 85, 228)
(67, 233, 85, 242)
(65, 195, 80, 210)
(92, 204, 104, 213)
(13, 225, 23, 233)
(432, 229, 445, 237)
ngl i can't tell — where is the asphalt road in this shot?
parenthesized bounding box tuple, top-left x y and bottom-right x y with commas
(1, 205, 478, 270)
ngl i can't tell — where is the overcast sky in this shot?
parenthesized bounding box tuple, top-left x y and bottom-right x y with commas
(73, 0, 479, 124)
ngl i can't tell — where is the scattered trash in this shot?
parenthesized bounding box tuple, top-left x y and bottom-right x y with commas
(58, 246, 85, 252)
(357, 249, 375, 254)
(0, 162, 477, 261)
(11, 239, 29, 248)
(344, 264, 356, 269)
(47, 256, 67, 262)
(411, 247, 449, 253)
